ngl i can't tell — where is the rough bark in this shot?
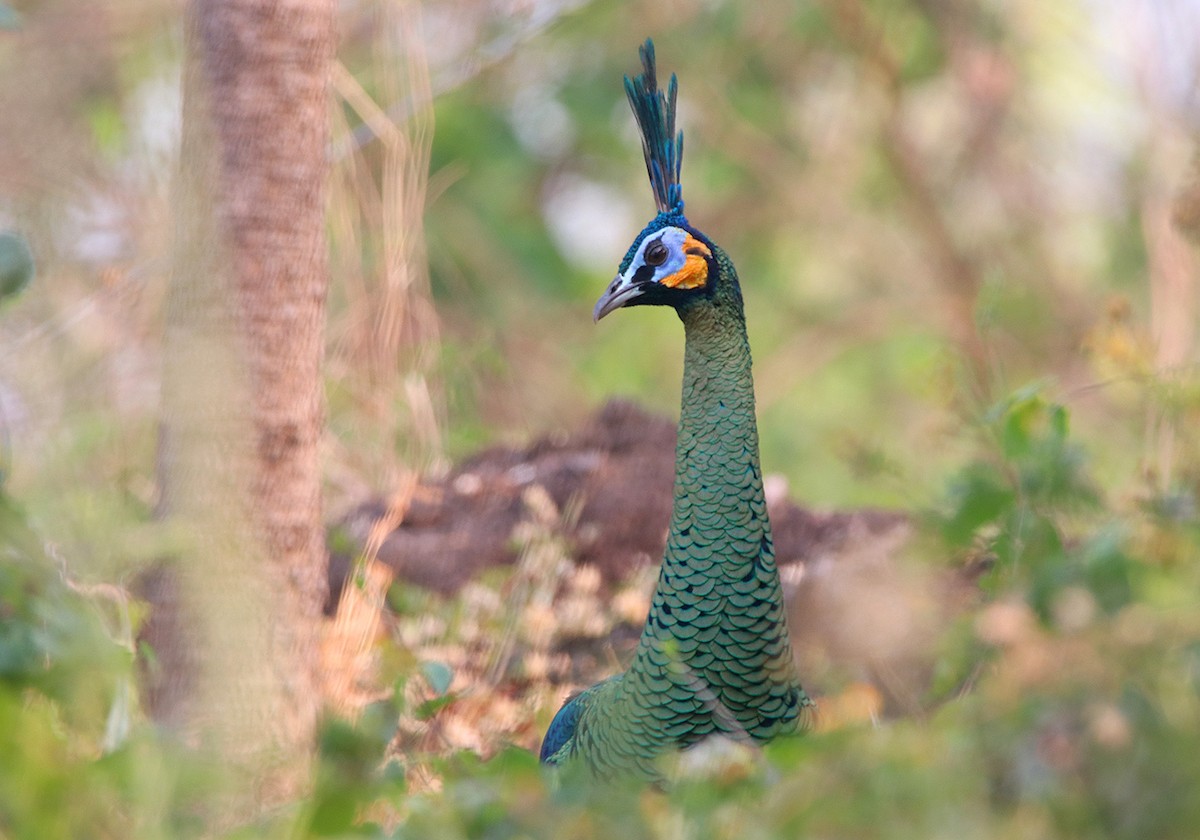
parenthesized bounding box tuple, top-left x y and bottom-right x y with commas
(152, 0, 333, 812)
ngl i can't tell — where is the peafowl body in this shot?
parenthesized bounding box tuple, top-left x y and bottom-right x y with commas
(540, 41, 813, 780)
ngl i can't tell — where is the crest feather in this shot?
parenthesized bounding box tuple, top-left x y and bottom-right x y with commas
(624, 39, 684, 215)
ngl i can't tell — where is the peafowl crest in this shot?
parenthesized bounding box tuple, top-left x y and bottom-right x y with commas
(540, 39, 813, 781)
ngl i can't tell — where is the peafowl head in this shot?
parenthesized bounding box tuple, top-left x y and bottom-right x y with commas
(593, 40, 733, 323)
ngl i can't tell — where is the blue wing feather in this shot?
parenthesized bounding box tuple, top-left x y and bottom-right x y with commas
(540, 693, 584, 764)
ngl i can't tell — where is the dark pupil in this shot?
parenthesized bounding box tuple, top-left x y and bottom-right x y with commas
(645, 241, 668, 266)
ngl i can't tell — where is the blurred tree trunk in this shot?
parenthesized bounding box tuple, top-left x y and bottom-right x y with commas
(150, 0, 333, 813)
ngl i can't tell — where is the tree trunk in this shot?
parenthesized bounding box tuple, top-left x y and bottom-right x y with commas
(151, 0, 333, 813)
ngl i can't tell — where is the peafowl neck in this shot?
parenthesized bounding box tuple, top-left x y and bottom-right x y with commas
(548, 248, 807, 779)
(618, 248, 802, 751)
(668, 260, 767, 587)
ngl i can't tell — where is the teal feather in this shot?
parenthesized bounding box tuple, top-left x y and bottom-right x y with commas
(624, 39, 684, 216)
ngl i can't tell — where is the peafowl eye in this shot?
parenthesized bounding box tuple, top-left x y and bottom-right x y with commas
(540, 39, 812, 782)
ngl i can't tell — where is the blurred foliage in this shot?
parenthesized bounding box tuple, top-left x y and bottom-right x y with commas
(1, 0, 1200, 837)
(0, 490, 207, 839)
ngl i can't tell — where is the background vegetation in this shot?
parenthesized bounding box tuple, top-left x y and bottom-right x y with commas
(2, 0, 1199, 837)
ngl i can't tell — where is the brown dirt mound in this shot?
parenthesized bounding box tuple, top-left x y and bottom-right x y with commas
(328, 399, 908, 603)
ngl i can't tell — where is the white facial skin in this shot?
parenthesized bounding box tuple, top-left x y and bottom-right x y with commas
(619, 226, 692, 284)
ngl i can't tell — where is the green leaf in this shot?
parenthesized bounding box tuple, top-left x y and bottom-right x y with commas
(0, 4, 21, 30)
(307, 790, 358, 836)
(941, 462, 1014, 545)
(415, 693, 456, 721)
(1048, 404, 1069, 444)
(1001, 396, 1041, 460)
(1081, 527, 1135, 613)
(379, 757, 407, 793)
(0, 232, 34, 302)
(420, 660, 453, 696)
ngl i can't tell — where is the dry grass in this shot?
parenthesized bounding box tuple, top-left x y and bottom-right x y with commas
(327, 0, 445, 502)
(320, 476, 413, 720)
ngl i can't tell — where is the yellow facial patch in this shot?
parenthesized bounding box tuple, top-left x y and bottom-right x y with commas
(660, 233, 712, 290)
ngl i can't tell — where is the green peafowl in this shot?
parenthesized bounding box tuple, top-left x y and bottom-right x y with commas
(539, 40, 813, 780)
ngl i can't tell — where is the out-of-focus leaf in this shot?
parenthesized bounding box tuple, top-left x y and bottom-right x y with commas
(941, 462, 1014, 546)
(420, 660, 453, 696)
(0, 4, 21, 30)
(415, 693, 456, 721)
(0, 232, 34, 302)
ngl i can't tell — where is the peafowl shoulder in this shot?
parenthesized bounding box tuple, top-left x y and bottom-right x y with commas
(540, 40, 813, 781)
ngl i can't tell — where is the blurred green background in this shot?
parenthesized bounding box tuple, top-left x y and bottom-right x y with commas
(2, 0, 1200, 837)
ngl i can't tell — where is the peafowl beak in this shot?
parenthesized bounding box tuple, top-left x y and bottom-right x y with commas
(593, 274, 646, 322)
